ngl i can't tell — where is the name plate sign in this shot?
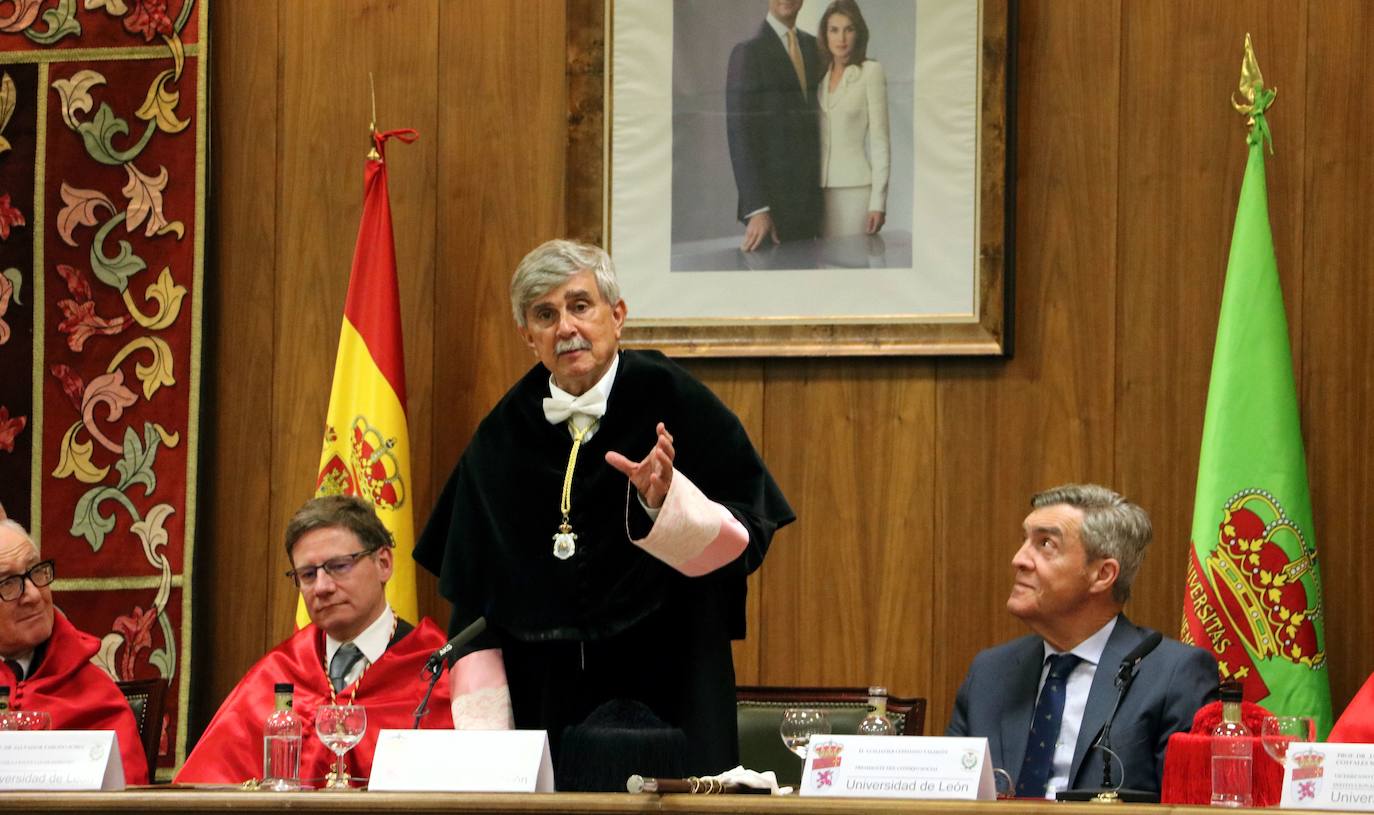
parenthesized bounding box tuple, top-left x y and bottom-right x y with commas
(0, 730, 125, 791)
(1281, 742, 1374, 811)
(370, 729, 554, 792)
(799, 735, 994, 799)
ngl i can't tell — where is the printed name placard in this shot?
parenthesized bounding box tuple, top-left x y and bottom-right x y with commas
(1281, 742, 1374, 811)
(799, 735, 994, 799)
(0, 730, 125, 791)
(369, 729, 554, 792)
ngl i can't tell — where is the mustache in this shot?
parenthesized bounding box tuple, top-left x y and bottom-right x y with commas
(555, 337, 592, 354)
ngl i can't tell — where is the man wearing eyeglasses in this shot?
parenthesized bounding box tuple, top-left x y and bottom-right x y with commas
(177, 496, 460, 785)
(0, 519, 149, 784)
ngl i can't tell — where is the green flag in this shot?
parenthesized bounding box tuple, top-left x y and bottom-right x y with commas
(1180, 40, 1332, 737)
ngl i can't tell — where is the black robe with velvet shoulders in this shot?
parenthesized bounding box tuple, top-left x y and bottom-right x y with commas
(415, 349, 793, 776)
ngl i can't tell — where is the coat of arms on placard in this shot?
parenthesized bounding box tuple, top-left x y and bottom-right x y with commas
(810, 741, 843, 789)
(1289, 749, 1325, 801)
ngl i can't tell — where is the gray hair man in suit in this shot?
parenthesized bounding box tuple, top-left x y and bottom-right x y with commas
(947, 484, 1218, 798)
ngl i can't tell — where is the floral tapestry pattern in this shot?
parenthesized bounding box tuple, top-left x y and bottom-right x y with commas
(0, 0, 205, 778)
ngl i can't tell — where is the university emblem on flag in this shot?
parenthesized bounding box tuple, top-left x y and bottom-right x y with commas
(1184, 489, 1324, 700)
(1288, 749, 1324, 801)
(316, 415, 407, 509)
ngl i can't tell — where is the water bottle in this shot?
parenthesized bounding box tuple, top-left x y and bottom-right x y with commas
(262, 682, 302, 790)
(1211, 683, 1252, 807)
(857, 685, 895, 735)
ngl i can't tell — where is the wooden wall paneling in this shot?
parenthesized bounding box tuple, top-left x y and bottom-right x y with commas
(426, 1, 572, 622)
(1113, 3, 1308, 636)
(679, 360, 767, 684)
(1300, 0, 1374, 714)
(198, 0, 281, 729)
(273, 0, 441, 641)
(930, 0, 1122, 735)
(758, 359, 937, 699)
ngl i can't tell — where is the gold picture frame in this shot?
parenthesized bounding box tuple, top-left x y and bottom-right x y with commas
(566, 0, 1014, 357)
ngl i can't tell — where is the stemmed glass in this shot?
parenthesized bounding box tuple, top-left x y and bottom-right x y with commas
(315, 704, 367, 790)
(780, 708, 831, 759)
(1261, 715, 1316, 769)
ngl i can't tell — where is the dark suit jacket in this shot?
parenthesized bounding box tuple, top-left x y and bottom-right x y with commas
(725, 20, 823, 241)
(946, 614, 1218, 795)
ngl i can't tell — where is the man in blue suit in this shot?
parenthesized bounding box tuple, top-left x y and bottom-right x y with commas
(726, 0, 823, 251)
(947, 484, 1218, 799)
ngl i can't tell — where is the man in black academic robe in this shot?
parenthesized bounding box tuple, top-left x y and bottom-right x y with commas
(416, 240, 793, 777)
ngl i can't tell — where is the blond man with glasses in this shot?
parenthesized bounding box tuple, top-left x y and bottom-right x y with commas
(177, 496, 494, 785)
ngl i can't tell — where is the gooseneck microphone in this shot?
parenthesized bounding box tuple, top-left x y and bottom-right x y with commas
(412, 616, 488, 728)
(1056, 629, 1164, 803)
(423, 616, 488, 676)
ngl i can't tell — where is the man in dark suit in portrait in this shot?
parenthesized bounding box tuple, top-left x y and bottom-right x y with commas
(947, 484, 1218, 799)
(726, 0, 824, 251)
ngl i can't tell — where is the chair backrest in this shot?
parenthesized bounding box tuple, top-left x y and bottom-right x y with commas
(736, 686, 927, 788)
(116, 676, 166, 784)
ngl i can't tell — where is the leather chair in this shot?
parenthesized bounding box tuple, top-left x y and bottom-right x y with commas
(116, 677, 167, 784)
(736, 686, 926, 787)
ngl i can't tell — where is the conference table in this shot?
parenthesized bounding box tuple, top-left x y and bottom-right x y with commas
(0, 792, 1326, 815)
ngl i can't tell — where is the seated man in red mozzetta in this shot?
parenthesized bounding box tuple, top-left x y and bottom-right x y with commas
(0, 519, 149, 784)
(177, 496, 506, 785)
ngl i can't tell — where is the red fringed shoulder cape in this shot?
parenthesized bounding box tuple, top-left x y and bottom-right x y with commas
(176, 618, 453, 784)
(0, 611, 149, 785)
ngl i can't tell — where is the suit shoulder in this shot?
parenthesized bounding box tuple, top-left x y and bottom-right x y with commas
(968, 633, 1041, 669)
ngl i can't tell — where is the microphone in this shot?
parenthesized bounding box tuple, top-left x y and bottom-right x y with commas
(1115, 630, 1163, 687)
(413, 616, 489, 728)
(423, 616, 488, 676)
(1056, 629, 1164, 803)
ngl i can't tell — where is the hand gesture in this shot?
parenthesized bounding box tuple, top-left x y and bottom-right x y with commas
(605, 423, 675, 509)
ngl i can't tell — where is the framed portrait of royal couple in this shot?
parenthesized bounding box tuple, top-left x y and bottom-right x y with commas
(580, 0, 1014, 357)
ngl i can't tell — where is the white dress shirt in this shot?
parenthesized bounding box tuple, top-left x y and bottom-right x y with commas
(324, 604, 395, 690)
(1038, 616, 1118, 798)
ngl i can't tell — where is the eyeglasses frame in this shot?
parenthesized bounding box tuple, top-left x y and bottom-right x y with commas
(283, 548, 379, 588)
(0, 560, 57, 603)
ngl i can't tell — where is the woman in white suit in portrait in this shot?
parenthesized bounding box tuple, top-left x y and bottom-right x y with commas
(816, 0, 889, 238)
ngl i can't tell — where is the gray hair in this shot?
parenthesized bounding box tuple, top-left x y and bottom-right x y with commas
(509, 239, 621, 328)
(0, 519, 38, 557)
(284, 495, 393, 561)
(1032, 483, 1151, 603)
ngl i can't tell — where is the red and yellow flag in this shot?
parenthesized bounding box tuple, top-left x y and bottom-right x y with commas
(298, 128, 420, 626)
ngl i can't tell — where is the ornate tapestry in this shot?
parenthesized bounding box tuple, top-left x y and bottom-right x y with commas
(0, 0, 206, 777)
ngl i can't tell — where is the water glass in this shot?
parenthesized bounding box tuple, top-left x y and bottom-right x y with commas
(779, 708, 831, 759)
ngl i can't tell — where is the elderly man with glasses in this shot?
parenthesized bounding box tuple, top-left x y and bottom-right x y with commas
(0, 519, 148, 784)
(177, 495, 467, 785)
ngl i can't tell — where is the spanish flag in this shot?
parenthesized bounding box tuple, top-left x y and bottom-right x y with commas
(298, 128, 420, 626)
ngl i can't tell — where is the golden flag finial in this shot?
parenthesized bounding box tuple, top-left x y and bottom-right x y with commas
(367, 72, 381, 161)
(1231, 35, 1275, 123)
(1231, 34, 1276, 149)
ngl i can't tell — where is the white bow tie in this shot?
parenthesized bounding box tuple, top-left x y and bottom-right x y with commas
(542, 390, 607, 429)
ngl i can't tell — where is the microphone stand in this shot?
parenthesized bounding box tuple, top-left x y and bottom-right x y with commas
(1056, 632, 1163, 804)
(411, 661, 445, 729)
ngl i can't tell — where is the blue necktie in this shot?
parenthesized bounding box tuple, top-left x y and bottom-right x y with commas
(1017, 653, 1082, 798)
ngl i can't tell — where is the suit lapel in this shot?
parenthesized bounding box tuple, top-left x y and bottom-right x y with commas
(1070, 614, 1139, 784)
(999, 637, 1045, 777)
